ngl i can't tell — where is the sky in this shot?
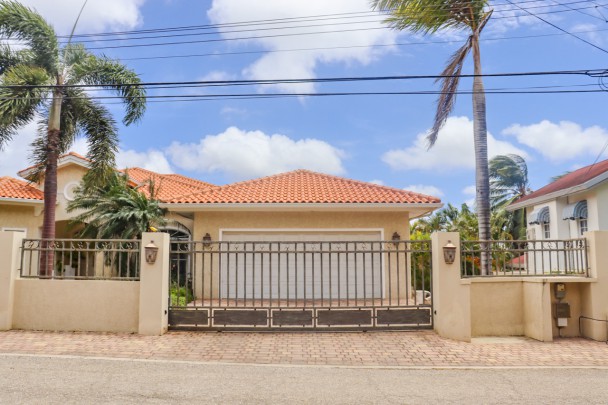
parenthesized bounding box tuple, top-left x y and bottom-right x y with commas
(0, 0, 607, 207)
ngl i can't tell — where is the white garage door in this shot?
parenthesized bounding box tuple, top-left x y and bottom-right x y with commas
(219, 231, 384, 301)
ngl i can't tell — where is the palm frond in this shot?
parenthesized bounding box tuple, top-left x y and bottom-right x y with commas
(372, 0, 489, 34)
(427, 38, 472, 147)
(70, 54, 146, 125)
(0, 1, 59, 74)
(71, 96, 119, 188)
(0, 64, 49, 150)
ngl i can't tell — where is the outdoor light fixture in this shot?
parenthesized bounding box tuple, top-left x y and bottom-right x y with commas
(392, 232, 401, 247)
(202, 233, 212, 246)
(145, 241, 159, 264)
(443, 241, 457, 265)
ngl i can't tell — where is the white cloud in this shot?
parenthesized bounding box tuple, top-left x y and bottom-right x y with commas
(20, 0, 145, 34)
(117, 149, 173, 174)
(462, 185, 476, 207)
(207, 0, 398, 93)
(503, 120, 608, 162)
(383, 116, 527, 171)
(404, 184, 444, 197)
(0, 122, 38, 177)
(166, 126, 346, 180)
(369, 179, 384, 185)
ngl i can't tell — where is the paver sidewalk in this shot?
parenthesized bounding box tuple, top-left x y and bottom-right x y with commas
(0, 330, 607, 367)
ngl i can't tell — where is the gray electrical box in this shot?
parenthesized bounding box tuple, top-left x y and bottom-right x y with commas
(554, 302, 571, 319)
(554, 283, 566, 300)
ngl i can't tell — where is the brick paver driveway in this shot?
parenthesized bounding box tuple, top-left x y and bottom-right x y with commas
(1, 330, 607, 367)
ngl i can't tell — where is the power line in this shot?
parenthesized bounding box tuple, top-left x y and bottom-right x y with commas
(54, 0, 597, 40)
(60, 1, 601, 44)
(120, 27, 608, 61)
(73, 4, 607, 50)
(505, 0, 608, 54)
(1, 68, 604, 90)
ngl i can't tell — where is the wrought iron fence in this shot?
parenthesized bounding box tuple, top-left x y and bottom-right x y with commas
(169, 240, 433, 330)
(461, 239, 588, 277)
(20, 239, 141, 280)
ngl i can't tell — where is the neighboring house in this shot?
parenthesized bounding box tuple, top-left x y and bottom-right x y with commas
(1, 151, 442, 246)
(508, 159, 608, 240)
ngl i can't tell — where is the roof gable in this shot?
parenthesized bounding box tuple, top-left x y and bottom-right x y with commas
(513, 159, 608, 206)
(170, 169, 442, 205)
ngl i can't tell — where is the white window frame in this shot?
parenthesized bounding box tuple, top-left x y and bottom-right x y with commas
(578, 218, 588, 236)
(543, 223, 551, 239)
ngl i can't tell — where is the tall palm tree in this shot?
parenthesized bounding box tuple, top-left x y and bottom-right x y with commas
(67, 171, 167, 240)
(372, 0, 493, 273)
(0, 1, 146, 275)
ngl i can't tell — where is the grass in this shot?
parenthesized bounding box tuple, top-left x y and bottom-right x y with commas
(170, 284, 193, 307)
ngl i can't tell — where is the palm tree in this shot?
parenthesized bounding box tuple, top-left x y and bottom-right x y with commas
(67, 171, 167, 240)
(0, 1, 146, 274)
(372, 0, 493, 273)
(489, 154, 530, 209)
(489, 154, 531, 240)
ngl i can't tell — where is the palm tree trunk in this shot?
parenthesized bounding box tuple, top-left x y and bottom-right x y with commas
(471, 35, 492, 275)
(40, 84, 63, 277)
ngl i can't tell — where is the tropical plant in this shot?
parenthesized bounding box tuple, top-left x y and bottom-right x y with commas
(67, 171, 167, 240)
(373, 0, 493, 273)
(0, 1, 146, 274)
(489, 154, 531, 239)
(489, 154, 530, 209)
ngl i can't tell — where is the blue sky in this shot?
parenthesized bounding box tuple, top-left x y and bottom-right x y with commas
(1, 0, 607, 207)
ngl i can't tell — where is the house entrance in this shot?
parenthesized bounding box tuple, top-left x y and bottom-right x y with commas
(168, 238, 433, 331)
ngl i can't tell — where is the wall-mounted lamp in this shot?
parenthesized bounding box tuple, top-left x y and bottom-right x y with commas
(202, 233, 212, 247)
(443, 240, 456, 265)
(391, 232, 401, 247)
(145, 241, 159, 264)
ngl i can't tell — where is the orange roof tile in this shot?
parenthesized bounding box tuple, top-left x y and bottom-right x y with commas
(170, 170, 441, 205)
(122, 168, 217, 203)
(0, 177, 43, 201)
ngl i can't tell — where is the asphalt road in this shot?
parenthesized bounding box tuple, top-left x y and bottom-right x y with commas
(0, 354, 607, 404)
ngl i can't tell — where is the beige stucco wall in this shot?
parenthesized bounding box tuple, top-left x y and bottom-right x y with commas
(0, 204, 41, 238)
(193, 211, 409, 241)
(12, 279, 139, 333)
(54, 164, 88, 222)
(522, 280, 553, 341)
(470, 280, 524, 337)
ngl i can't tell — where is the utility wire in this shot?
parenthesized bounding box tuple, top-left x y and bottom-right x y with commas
(53, 0, 596, 39)
(505, 0, 608, 53)
(0, 68, 604, 90)
(60, 1, 602, 44)
(120, 27, 608, 61)
(67, 4, 607, 50)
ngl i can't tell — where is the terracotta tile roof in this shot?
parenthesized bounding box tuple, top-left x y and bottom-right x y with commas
(122, 168, 217, 203)
(170, 170, 442, 204)
(514, 159, 608, 205)
(0, 177, 43, 201)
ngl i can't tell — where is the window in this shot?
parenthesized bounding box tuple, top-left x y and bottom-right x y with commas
(543, 223, 551, 239)
(526, 228, 536, 240)
(578, 218, 588, 236)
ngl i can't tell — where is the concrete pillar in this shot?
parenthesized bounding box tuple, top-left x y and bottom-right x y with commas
(0, 231, 25, 330)
(138, 232, 170, 335)
(431, 232, 471, 342)
(580, 231, 608, 341)
(522, 280, 553, 342)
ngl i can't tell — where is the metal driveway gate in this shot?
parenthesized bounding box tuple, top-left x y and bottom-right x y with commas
(168, 239, 432, 331)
